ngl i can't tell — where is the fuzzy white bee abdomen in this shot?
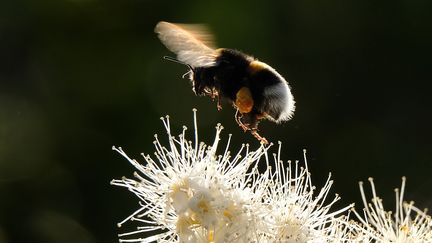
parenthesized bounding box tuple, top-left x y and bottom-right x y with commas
(263, 80, 295, 123)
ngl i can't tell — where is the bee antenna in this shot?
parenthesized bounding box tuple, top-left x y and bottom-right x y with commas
(163, 55, 181, 63)
(163, 56, 193, 70)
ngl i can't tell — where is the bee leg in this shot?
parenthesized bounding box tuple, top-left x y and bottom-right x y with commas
(210, 89, 222, 111)
(234, 87, 255, 131)
(216, 94, 222, 111)
(235, 109, 250, 132)
(248, 114, 268, 144)
(251, 129, 268, 145)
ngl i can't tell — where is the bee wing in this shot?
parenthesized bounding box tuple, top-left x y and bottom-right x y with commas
(155, 21, 217, 67)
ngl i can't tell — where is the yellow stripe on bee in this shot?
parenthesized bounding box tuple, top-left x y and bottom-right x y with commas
(236, 87, 254, 113)
(248, 60, 269, 74)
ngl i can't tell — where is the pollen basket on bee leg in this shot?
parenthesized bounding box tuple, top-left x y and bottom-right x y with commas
(235, 87, 254, 114)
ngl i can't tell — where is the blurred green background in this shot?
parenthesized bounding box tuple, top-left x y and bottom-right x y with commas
(1, 0, 431, 242)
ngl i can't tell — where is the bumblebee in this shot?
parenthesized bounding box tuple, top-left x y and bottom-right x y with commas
(155, 21, 295, 144)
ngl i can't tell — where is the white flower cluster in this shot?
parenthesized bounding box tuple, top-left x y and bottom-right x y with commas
(111, 110, 432, 243)
(350, 177, 432, 242)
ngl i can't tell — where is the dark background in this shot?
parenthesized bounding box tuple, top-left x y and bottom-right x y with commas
(1, 0, 431, 242)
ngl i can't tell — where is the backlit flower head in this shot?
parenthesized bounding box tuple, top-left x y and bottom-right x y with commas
(111, 109, 270, 242)
(111, 110, 354, 242)
(352, 177, 432, 242)
(260, 146, 353, 242)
